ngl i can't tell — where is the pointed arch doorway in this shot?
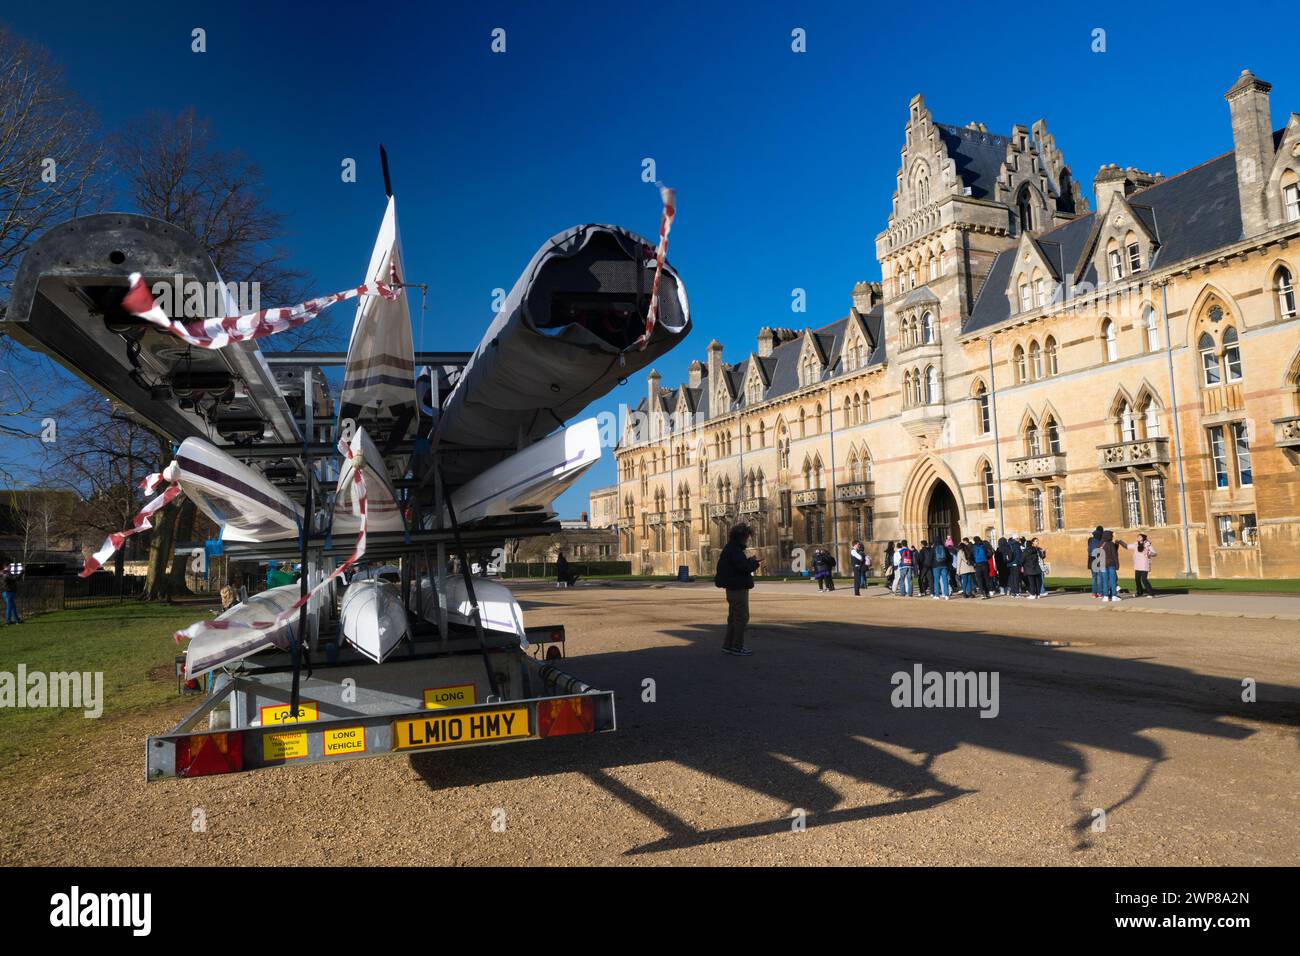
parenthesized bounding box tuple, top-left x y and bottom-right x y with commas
(926, 481, 960, 545)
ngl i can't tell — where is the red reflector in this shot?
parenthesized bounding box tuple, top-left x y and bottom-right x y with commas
(176, 732, 244, 777)
(537, 697, 595, 738)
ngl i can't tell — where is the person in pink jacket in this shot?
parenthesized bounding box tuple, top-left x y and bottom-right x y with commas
(1125, 533, 1158, 598)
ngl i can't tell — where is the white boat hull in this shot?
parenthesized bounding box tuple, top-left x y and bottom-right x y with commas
(334, 425, 404, 534)
(340, 579, 409, 664)
(175, 437, 302, 543)
(339, 196, 415, 432)
(420, 576, 526, 646)
(183, 583, 309, 679)
(449, 417, 601, 524)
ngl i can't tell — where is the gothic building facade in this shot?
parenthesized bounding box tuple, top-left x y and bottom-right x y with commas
(614, 71, 1300, 579)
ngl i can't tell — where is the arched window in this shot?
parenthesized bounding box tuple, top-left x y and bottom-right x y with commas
(1026, 421, 1042, 456)
(974, 382, 990, 434)
(1106, 240, 1124, 282)
(862, 391, 871, 421)
(814, 403, 823, 434)
(799, 407, 807, 438)
(1029, 340, 1043, 380)
(928, 254, 939, 281)
(1144, 306, 1160, 352)
(925, 366, 939, 405)
(1222, 326, 1243, 382)
(1118, 400, 1136, 442)
(1045, 416, 1062, 454)
(745, 424, 753, 451)
(981, 462, 996, 509)
(1045, 336, 1059, 376)
(1102, 319, 1118, 362)
(1284, 176, 1300, 222)
(1016, 185, 1034, 233)
(1019, 281, 1032, 313)
(1013, 345, 1026, 383)
(1278, 267, 1297, 319)
(922, 311, 936, 344)
(759, 421, 766, 447)
(1139, 395, 1160, 439)
(1200, 332, 1221, 386)
(851, 394, 861, 424)
(903, 370, 913, 407)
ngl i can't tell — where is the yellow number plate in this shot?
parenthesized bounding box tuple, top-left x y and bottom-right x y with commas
(392, 707, 530, 751)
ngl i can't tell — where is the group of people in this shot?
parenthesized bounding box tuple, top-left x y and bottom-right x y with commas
(1087, 526, 1157, 601)
(715, 522, 1162, 656)
(882, 536, 1050, 600)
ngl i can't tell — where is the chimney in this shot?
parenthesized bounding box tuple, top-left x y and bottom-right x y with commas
(687, 359, 703, 389)
(1224, 69, 1275, 238)
(852, 280, 883, 313)
(647, 368, 661, 440)
(1093, 164, 1163, 212)
(706, 341, 724, 417)
(757, 328, 778, 357)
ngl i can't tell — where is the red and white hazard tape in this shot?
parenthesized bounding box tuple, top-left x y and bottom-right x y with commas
(172, 436, 369, 649)
(639, 183, 677, 351)
(79, 464, 183, 577)
(121, 271, 401, 349)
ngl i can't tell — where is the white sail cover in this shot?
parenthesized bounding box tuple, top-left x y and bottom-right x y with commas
(339, 196, 416, 436)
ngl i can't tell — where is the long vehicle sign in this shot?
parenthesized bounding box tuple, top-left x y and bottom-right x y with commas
(392, 707, 530, 750)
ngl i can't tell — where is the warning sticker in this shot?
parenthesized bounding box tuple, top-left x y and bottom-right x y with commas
(423, 683, 476, 710)
(323, 726, 366, 757)
(263, 730, 308, 761)
(260, 700, 319, 726)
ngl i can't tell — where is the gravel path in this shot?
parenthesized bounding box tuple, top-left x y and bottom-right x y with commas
(3, 583, 1296, 865)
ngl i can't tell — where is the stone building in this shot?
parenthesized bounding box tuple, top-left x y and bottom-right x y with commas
(587, 485, 619, 530)
(614, 71, 1300, 579)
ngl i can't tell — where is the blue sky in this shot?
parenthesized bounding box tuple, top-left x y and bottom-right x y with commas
(4, 0, 1298, 516)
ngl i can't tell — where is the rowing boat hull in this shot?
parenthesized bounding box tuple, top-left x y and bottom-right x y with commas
(340, 578, 409, 664)
(448, 417, 600, 524)
(420, 576, 526, 646)
(433, 223, 688, 487)
(174, 437, 302, 543)
(333, 425, 404, 534)
(183, 583, 307, 679)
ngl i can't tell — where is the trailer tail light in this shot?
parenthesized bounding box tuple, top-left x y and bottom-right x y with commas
(176, 732, 244, 777)
(537, 696, 594, 738)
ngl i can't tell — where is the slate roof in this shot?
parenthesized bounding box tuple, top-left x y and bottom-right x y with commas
(964, 132, 1286, 334)
(935, 124, 1014, 200)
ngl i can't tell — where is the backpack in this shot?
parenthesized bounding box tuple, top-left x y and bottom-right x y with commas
(900, 548, 914, 567)
(933, 544, 947, 563)
(973, 543, 987, 563)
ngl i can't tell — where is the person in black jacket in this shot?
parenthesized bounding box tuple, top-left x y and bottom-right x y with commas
(555, 551, 579, 587)
(715, 523, 760, 656)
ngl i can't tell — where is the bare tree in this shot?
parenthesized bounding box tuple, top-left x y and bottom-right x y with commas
(0, 25, 107, 444)
(113, 107, 318, 596)
(114, 108, 315, 338)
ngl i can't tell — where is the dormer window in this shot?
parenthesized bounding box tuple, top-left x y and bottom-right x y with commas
(1127, 241, 1143, 274)
(1108, 246, 1124, 282)
(1285, 183, 1300, 223)
(1034, 278, 1046, 307)
(1019, 283, 1032, 313)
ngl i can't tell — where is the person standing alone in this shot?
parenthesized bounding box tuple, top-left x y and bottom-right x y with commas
(2, 565, 22, 625)
(715, 523, 760, 656)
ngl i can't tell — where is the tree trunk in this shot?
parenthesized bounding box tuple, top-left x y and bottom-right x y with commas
(143, 500, 179, 600)
(166, 498, 198, 595)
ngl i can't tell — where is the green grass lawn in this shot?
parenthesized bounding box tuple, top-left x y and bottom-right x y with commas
(0, 602, 218, 768)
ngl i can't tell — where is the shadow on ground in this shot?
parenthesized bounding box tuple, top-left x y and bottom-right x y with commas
(410, 614, 1300, 857)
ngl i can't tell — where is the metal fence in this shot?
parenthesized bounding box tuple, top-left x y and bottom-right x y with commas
(15, 574, 147, 613)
